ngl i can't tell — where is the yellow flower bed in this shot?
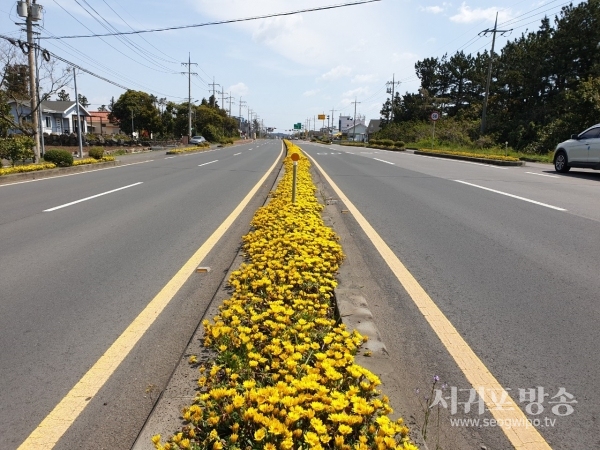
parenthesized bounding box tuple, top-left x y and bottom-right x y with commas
(0, 163, 56, 175)
(418, 148, 519, 161)
(153, 141, 417, 450)
(167, 144, 211, 154)
(73, 156, 116, 166)
(0, 156, 115, 175)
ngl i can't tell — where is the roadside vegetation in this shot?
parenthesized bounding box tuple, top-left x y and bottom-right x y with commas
(152, 140, 417, 450)
(372, 1, 600, 163)
(0, 139, 115, 176)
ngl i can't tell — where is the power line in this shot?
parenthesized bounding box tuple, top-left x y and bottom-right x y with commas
(36, 26, 186, 99)
(39, 0, 381, 39)
(51, 0, 177, 74)
(0, 33, 186, 99)
(77, 0, 178, 70)
(101, 0, 179, 64)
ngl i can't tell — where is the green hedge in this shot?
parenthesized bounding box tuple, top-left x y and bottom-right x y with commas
(44, 149, 74, 167)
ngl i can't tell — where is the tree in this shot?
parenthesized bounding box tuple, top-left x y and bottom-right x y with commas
(0, 40, 71, 162)
(77, 94, 89, 108)
(4, 64, 29, 99)
(108, 90, 161, 137)
(57, 89, 70, 101)
(97, 104, 107, 112)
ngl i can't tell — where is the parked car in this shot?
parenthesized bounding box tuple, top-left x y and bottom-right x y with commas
(554, 124, 600, 172)
(189, 135, 206, 145)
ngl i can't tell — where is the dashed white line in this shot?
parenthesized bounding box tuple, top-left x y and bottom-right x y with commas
(455, 180, 566, 211)
(526, 171, 560, 178)
(198, 160, 218, 167)
(373, 158, 395, 165)
(234, 152, 242, 156)
(44, 182, 143, 212)
(164, 156, 176, 159)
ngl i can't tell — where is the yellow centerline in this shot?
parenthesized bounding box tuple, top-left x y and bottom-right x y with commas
(305, 152, 552, 450)
(19, 144, 283, 449)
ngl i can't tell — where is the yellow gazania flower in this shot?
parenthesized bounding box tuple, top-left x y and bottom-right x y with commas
(254, 428, 266, 441)
(304, 431, 320, 447)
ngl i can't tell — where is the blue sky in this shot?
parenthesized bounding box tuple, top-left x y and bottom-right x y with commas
(1, 0, 572, 133)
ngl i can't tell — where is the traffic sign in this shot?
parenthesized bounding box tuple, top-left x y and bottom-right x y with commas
(430, 111, 440, 121)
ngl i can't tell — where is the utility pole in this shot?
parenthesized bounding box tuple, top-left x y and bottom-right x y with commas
(23, 0, 42, 162)
(208, 78, 220, 107)
(72, 67, 83, 158)
(248, 108, 252, 139)
(181, 53, 198, 139)
(351, 98, 361, 141)
(218, 90, 225, 111)
(330, 107, 337, 133)
(386, 74, 401, 123)
(35, 34, 45, 156)
(226, 93, 234, 117)
(239, 97, 246, 125)
(479, 13, 511, 135)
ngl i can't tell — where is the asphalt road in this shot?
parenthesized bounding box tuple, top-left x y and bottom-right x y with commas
(0, 140, 282, 449)
(299, 142, 600, 450)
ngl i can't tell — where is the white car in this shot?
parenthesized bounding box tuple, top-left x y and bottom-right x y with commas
(189, 135, 206, 145)
(554, 124, 600, 172)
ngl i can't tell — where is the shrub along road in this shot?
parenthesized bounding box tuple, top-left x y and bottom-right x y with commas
(0, 140, 281, 449)
(300, 141, 600, 450)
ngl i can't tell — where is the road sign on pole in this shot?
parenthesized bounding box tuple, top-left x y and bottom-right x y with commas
(430, 111, 440, 121)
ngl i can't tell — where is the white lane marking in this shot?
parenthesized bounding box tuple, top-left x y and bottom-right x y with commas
(234, 152, 242, 156)
(413, 153, 508, 169)
(455, 180, 566, 211)
(373, 158, 395, 165)
(0, 160, 153, 188)
(248, 148, 253, 151)
(198, 160, 218, 167)
(526, 171, 560, 178)
(44, 182, 143, 212)
(164, 156, 176, 159)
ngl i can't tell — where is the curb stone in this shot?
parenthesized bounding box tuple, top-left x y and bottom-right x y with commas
(413, 150, 525, 166)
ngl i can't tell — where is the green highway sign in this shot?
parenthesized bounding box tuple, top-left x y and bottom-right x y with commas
(293, 123, 302, 129)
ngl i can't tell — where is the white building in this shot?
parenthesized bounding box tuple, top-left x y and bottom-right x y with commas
(339, 114, 366, 133)
(8, 100, 90, 135)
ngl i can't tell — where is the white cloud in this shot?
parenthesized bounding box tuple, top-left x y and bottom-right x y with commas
(252, 16, 303, 44)
(342, 87, 369, 98)
(450, 3, 513, 23)
(352, 74, 377, 83)
(228, 82, 249, 97)
(320, 66, 352, 81)
(421, 6, 444, 14)
(303, 89, 320, 97)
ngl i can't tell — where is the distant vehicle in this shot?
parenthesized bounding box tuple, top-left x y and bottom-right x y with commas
(554, 124, 600, 172)
(189, 135, 206, 145)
